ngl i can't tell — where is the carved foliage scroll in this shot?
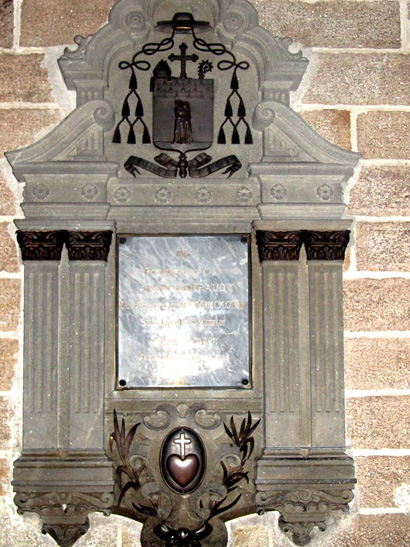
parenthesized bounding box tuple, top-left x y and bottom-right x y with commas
(17, 231, 65, 261)
(304, 231, 350, 261)
(17, 231, 113, 262)
(256, 231, 303, 261)
(66, 232, 113, 261)
(256, 231, 350, 262)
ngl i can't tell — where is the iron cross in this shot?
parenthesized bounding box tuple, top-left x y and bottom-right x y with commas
(169, 43, 199, 79)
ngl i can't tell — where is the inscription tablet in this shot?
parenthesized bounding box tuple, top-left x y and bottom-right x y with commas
(118, 235, 250, 387)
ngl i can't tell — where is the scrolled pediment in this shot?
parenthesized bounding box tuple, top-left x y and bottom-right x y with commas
(6, 100, 116, 180)
(252, 100, 360, 166)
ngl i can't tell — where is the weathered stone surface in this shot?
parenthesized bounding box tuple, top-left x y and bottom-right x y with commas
(346, 396, 410, 449)
(299, 109, 351, 150)
(329, 514, 410, 545)
(355, 222, 410, 272)
(343, 249, 351, 272)
(121, 521, 143, 547)
(345, 338, 410, 391)
(303, 54, 410, 106)
(0, 223, 19, 272)
(21, 0, 113, 47)
(0, 279, 20, 331)
(0, 109, 61, 158)
(356, 456, 410, 508)
(0, 458, 10, 496)
(232, 525, 271, 546)
(0, 397, 11, 446)
(0, 338, 18, 391)
(76, 514, 119, 547)
(250, 1, 401, 49)
(344, 279, 410, 331)
(348, 166, 410, 217)
(0, 54, 53, 103)
(0, 0, 13, 49)
(357, 111, 410, 159)
(0, 170, 16, 216)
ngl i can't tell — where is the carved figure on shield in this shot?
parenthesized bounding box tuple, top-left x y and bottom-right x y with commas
(174, 100, 193, 144)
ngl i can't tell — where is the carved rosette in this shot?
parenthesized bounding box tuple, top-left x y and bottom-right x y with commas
(14, 491, 114, 547)
(256, 231, 303, 261)
(304, 231, 350, 261)
(17, 231, 65, 261)
(66, 231, 113, 261)
(255, 488, 354, 545)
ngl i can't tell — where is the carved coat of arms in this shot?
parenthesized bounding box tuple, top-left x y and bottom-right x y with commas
(113, 13, 252, 179)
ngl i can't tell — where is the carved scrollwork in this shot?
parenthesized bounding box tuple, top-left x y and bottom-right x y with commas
(143, 409, 171, 430)
(65, 231, 113, 261)
(63, 35, 92, 59)
(256, 488, 354, 545)
(16, 231, 65, 261)
(14, 491, 114, 547)
(194, 408, 222, 430)
(256, 231, 304, 261)
(110, 408, 260, 545)
(304, 231, 350, 261)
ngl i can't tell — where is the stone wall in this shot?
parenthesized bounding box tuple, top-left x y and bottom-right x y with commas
(0, 0, 409, 545)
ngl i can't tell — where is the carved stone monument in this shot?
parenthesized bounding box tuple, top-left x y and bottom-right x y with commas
(6, 1, 359, 545)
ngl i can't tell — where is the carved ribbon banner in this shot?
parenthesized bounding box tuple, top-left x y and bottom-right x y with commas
(124, 153, 241, 179)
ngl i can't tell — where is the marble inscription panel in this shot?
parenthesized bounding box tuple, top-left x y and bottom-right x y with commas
(118, 236, 250, 387)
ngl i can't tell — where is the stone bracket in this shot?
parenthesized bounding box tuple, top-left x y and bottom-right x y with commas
(255, 456, 356, 545)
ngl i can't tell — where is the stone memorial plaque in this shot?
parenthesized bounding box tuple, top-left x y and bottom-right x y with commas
(118, 235, 250, 387)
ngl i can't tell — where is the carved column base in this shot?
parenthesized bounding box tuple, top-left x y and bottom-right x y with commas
(13, 452, 114, 547)
(255, 453, 355, 545)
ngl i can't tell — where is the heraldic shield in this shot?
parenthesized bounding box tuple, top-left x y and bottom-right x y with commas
(118, 13, 251, 179)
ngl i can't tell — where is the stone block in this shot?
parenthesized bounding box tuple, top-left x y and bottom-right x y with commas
(344, 279, 410, 331)
(0, 109, 61, 158)
(348, 166, 410, 217)
(329, 514, 410, 545)
(0, 0, 13, 49)
(0, 397, 11, 446)
(356, 456, 410, 509)
(21, 0, 113, 47)
(357, 111, 410, 159)
(302, 54, 410, 106)
(0, 458, 10, 496)
(345, 338, 410, 391)
(0, 279, 20, 331)
(299, 109, 351, 150)
(250, 1, 401, 49)
(355, 222, 410, 272)
(346, 396, 410, 449)
(0, 338, 18, 391)
(343, 249, 351, 272)
(0, 54, 53, 103)
(0, 169, 16, 216)
(0, 223, 19, 272)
